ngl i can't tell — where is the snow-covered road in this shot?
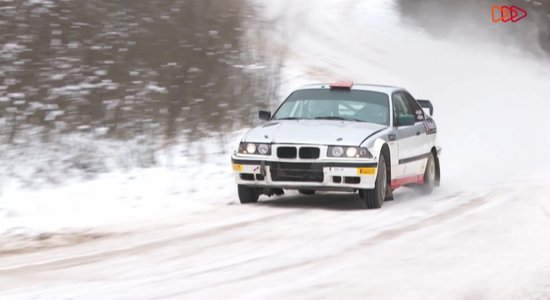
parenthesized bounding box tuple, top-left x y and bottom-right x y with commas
(1, 184, 550, 299)
(2, 0, 550, 299)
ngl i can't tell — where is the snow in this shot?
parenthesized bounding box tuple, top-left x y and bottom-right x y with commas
(2, 169, 207, 235)
(50, 82, 118, 96)
(7, 93, 24, 99)
(146, 84, 167, 93)
(0, 131, 247, 252)
(1, 43, 24, 53)
(1, 183, 549, 299)
(0, 0, 548, 251)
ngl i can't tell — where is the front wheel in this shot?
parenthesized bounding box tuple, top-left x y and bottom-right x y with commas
(359, 155, 387, 209)
(238, 185, 259, 204)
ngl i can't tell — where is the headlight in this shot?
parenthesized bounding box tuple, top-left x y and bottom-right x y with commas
(257, 144, 269, 155)
(331, 146, 344, 157)
(238, 142, 271, 155)
(246, 143, 256, 154)
(346, 147, 357, 157)
(328, 146, 372, 158)
(358, 148, 370, 157)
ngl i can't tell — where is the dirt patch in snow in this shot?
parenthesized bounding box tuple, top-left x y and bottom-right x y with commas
(0, 231, 109, 256)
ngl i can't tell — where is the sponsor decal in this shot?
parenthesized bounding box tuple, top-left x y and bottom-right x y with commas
(357, 167, 376, 175)
(423, 119, 437, 135)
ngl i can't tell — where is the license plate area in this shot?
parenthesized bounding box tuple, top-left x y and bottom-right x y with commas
(271, 162, 323, 182)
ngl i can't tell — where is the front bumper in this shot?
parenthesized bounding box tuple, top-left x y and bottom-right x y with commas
(231, 156, 379, 190)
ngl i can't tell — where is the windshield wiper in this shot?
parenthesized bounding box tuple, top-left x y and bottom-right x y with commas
(314, 116, 363, 122)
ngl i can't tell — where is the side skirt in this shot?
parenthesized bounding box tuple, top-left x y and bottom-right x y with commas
(390, 175, 424, 189)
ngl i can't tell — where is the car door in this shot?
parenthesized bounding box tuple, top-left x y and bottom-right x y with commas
(403, 91, 434, 160)
(392, 92, 426, 178)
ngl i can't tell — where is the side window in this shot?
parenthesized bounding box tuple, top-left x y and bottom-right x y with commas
(392, 92, 413, 120)
(403, 92, 425, 122)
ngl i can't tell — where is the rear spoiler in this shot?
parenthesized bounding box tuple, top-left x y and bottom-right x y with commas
(417, 99, 434, 116)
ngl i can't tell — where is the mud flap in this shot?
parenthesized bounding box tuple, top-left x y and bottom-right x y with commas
(385, 187, 395, 201)
(434, 155, 441, 187)
(263, 188, 284, 197)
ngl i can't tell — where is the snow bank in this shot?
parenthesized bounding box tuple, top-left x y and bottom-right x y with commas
(0, 130, 247, 251)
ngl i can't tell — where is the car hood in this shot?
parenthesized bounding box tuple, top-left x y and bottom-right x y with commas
(243, 120, 387, 146)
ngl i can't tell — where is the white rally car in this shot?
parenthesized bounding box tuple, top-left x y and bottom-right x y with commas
(231, 82, 441, 209)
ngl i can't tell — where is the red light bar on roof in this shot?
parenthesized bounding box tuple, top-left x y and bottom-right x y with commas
(329, 81, 353, 89)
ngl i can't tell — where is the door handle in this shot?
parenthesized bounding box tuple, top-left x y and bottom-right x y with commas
(416, 131, 421, 136)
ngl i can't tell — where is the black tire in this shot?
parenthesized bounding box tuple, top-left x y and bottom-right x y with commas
(359, 155, 387, 209)
(238, 185, 259, 204)
(298, 189, 315, 195)
(419, 152, 436, 195)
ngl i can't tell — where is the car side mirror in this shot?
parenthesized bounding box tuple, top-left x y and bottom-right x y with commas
(417, 99, 434, 116)
(415, 109, 424, 121)
(259, 110, 271, 121)
(397, 115, 415, 127)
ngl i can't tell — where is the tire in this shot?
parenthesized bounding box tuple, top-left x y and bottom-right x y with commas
(238, 185, 259, 204)
(298, 189, 315, 195)
(419, 152, 436, 195)
(359, 155, 387, 209)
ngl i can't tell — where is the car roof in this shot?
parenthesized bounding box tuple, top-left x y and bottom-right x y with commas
(296, 83, 405, 94)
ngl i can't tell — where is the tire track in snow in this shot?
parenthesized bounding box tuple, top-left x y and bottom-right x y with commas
(0, 209, 304, 275)
(148, 192, 497, 298)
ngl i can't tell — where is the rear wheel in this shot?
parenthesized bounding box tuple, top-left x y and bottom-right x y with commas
(359, 155, 387, 209)
(238, 185, 259, 204)
(419, 153, 436, 195)
(298, 189, 315, 195)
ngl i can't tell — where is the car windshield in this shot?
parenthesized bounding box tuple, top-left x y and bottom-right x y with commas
(272, 89, 390, 125)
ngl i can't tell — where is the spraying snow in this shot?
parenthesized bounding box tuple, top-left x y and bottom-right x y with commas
(262, 0, 550, 189)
